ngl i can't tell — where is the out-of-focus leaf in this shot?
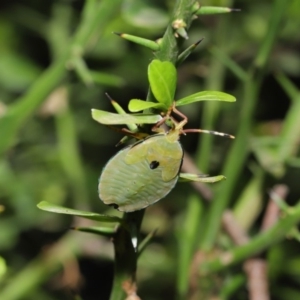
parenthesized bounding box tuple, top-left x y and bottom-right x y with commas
(122, 0, 168, 29)
(233, 170, 264, 231)
(251, 137, 284, 177)
(89, 71, 125, 87)
(0, 256, 7, 280)
(0, 53, 41, 91)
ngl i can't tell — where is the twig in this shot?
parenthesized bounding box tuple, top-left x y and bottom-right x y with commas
(244, 184, 288, 300)
(243, 259, 269, 300)
(261, 184, 289, 231)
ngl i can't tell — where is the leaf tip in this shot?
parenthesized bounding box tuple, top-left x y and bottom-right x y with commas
(230, 8, 241, 12)
(37, 201, 47, 209)
(194, 37, 205, 46)
(113, 32, 122, 36)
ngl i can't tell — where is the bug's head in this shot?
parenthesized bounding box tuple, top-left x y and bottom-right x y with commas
(108, 203, 119, 210)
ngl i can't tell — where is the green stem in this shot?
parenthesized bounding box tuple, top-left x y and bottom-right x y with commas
(200, 74, 260, 251)
(110, 211, 144, 300)
(155, 0, 197, 63)
(109, 1, 198, 298)
(176, 194, 203, 299)
(55, 98, 89, 205)
(0, 0, 122, 157)
(197, 18, 228, 172)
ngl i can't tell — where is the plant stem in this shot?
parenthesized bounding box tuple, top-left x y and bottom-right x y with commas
(110, 211, 144, 300)
(155, 0, 197, 63)
(109, 1, 199, 298)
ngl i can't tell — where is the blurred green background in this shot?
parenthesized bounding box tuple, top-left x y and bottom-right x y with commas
(0, 0, 300, 299)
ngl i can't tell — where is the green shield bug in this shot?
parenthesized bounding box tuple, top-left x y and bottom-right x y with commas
(98, 105, 234, 212)
(99, 128, 183, 212)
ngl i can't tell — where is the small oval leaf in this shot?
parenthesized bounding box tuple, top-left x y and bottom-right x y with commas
(72, 226, 116, 237)
(91, 109, 162, 125)
(128, 99, 163, 112)
(37, 201, 122, 223)
(176, 91, 236, 106)
(148, 59, 177, 109)
(110, 99, 138, 132)
(179, 173, 226, 183)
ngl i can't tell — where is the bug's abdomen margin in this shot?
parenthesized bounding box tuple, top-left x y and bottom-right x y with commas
(98, 146, 181, 212)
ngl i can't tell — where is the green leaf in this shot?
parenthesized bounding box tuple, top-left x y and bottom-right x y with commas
(179, 173, 226, 183)
(37, 201, 122, 223)
(0, 256, 7, 279)
(0, 52, 41, 91)
(177, 38, 204, 65)
(197, 6, 240, 15)
(233, 171, 264, 231)
(110, 98, 138, 132)
(138, 229, 157, 257)
(114, 33, 160, 51)
(148, 59, 177, 109)
(128, 99, 164, 112)
(91, 109, 162, 125)
(176, 91, 236, 106)
(89, 70, 125, 87)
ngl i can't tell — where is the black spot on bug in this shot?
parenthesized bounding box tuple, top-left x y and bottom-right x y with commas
(150, 161, 160, 169)
(109, 203, 119, 210)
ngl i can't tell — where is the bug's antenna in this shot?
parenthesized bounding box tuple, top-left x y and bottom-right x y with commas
(183, 128, 235, 139)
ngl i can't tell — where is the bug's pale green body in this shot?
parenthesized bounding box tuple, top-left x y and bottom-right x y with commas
(98, 130, 183, 212)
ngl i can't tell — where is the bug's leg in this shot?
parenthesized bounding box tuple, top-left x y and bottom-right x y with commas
(115, 130, 148, 147)
(104, 125, 148, 146)
(151, 104, 174, 133)
(151, 115, 168, 133)
(171, 104, 235, 139)
(104, 125, 145, 138)
(120, 127, 148, 139)
(172, 106, 188, 130)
